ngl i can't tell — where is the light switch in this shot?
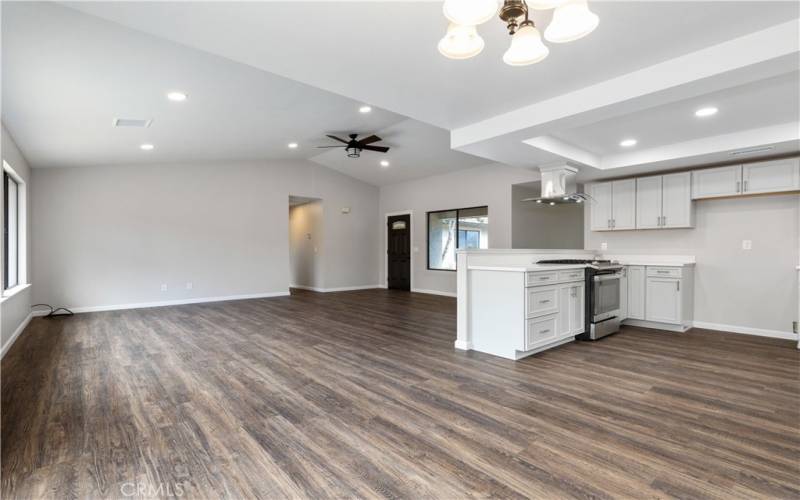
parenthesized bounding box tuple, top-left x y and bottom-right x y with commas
(160, 284, 168, 291)
(186, 282, 193, 290)
(600, 242, 608, 250)
(413, 246, 419, 253)
(742, 240, 752, 250)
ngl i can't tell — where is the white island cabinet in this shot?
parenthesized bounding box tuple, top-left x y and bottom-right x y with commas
(468, 265, 585, 360)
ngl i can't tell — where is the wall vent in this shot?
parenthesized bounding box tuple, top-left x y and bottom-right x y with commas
(113, 118, 152, 128)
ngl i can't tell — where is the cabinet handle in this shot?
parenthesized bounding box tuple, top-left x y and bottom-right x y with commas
(736, 181, 741, 193)
(677, 281, 680, 292)
(539, 276, 550, 280)
(608, 219, 611, 228)
(657, 270, 669, 274)
(662, 216, 667, 226)
(744, 180, 748, 192)
(539, 299, 551, 304)
(540, 329, 551, 334)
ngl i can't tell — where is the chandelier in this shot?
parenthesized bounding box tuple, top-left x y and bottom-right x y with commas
(438, 0, 599, 65)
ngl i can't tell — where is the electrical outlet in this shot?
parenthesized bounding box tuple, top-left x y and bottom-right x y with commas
(160, 284, 168, 292)
(742, 240, 752, 250)
(186, 282, 193, 290)
(793, 321, 798, 334)
(600, 242, 608, 250)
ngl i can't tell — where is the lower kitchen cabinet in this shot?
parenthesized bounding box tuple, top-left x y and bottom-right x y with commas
(622, 265, 694, 332)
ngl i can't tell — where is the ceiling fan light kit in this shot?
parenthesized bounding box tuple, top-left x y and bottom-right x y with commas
(439, 0, 599, 66)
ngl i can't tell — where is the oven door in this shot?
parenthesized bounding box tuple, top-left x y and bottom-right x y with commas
(593, 273, 621, 322)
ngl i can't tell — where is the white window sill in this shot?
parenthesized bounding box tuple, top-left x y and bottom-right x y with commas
(0, 283, 31, 304)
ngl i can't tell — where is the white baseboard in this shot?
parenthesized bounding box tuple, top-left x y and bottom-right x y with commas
(291, 285, 382, 293)
(66, 291, 291, 314)
(692, 321, 798, 341)
(412, 288, 457, 298)
(454, 339, 473, 350)
(1, 312, 33, 359)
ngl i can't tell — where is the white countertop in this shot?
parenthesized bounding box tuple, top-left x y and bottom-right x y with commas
(614, 260, 696, 267)
(468, 264, 587, 272)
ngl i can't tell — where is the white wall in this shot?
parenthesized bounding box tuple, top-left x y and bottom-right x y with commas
(585, 194, 800, 334)
(289, 200, 323, 289)
(1, 123, 33, 353)
(512, 183, 584, 249)
(32, 160, 379, 310)
(379, 163, 538, 295)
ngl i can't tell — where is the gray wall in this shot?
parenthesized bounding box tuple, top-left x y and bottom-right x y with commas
(585, 194, 799, 334)
(512, 183, 584, 249)
(32, 160, 379, 309)
(379, 163, 538, 295)
(1, 124, 33, 351)
(289, 200, 323, 289)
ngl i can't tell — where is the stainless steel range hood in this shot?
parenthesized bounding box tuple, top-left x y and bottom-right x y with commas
(522, 165, 588, 205)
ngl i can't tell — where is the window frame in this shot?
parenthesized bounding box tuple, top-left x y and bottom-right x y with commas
(3, 169, 20, 290)
(426, 205, 488, 272)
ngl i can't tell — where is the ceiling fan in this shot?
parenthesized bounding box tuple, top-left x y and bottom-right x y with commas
(317, 133, 390, 158)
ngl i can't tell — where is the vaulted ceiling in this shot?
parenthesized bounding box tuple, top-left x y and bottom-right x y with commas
(3, 1, 799, 185)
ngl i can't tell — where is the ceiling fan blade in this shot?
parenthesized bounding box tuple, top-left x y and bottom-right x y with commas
(357, 135, 381, 145)
(316, 145, 346, 148)
(326, 134, 349, 144)
(361, 145, 390, 153)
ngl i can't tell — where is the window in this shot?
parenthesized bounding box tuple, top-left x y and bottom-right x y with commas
(4, 169, 19, 290)
(427, 206, 488, 271)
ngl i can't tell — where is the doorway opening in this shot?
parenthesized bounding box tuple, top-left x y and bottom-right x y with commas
(289, 196, 323, 293)
(386, 212, 411, 291)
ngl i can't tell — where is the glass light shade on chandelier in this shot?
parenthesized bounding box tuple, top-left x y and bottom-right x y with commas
(503, 22, 549, 66)
(442, 0, 499, 26)
(438, 23, 485, 60)
(544, 0, 599, 43)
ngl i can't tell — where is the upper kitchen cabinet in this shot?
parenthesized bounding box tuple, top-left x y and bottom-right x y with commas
(635, 172, 693, 230)
(692, 158, 800, 199)
(589, 179, 636, 231)
(741, 158, 800, 195)
(691, 165, 741, 199)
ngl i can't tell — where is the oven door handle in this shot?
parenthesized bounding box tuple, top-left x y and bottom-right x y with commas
(593, 274, 622, 282)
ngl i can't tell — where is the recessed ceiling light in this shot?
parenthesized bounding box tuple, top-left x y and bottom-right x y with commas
(380, 160, 390, 167)
(695, 106, 718, 117)
(167, 91, 187, 102)
(620, 138, 637, 147)
(140, 143, 154, 151)
(288, 142, 299, 149)
(359, 105, 372, 113)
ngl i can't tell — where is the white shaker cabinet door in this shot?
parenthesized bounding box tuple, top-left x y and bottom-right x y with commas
(589, 182, 613, 231)
(636, 176, 662, 229)
(692, 165, 741, 199)
(611, 179, 636, 230)
(742, 158, 800, 195)
(662, 172, 693, 228)
(645, 277, 681, 324)
(627, 266, 646, 320)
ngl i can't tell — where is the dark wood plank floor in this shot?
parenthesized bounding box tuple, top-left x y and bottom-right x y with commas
(2, 289, 799, 499)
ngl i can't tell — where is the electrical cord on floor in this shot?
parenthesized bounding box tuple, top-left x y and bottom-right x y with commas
(31, 304, 74, 318)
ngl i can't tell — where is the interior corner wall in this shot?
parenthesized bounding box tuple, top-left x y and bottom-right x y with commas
(378, 163, 539, 295)
(289, 200, 323, 289)
(1, 123, 34, 352)
(31, 160, 379, 310)
(584, 193, 800, 334)
(511, 184, 584, 249)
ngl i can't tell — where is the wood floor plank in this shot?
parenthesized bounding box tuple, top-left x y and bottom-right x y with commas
(2, 288, 799, 499)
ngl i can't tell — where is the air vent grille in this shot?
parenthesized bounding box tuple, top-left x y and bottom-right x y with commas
(113, 118, 152, 128)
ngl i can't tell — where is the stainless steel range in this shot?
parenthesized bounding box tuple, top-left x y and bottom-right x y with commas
(536, 259, 624, 340)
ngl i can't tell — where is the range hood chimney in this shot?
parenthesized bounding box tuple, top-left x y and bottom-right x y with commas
(522, 165, 588, 205)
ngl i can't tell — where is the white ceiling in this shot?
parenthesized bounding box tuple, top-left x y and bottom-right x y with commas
(3, 1, 799, 185)
(1, 1, 485, 185)
(64, 1, 800, 129)
(552, 72, 800, 156)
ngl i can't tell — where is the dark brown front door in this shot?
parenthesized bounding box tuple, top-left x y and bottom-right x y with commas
(387, 214, 411, 291)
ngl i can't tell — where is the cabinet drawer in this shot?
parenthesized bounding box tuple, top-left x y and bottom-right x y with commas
(526, 315, 558, 348)
(558, 269, 584, 282)
(526, 271, 558, 286)
(647, 266, 682, 278)
(526, 286, 559, 318)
